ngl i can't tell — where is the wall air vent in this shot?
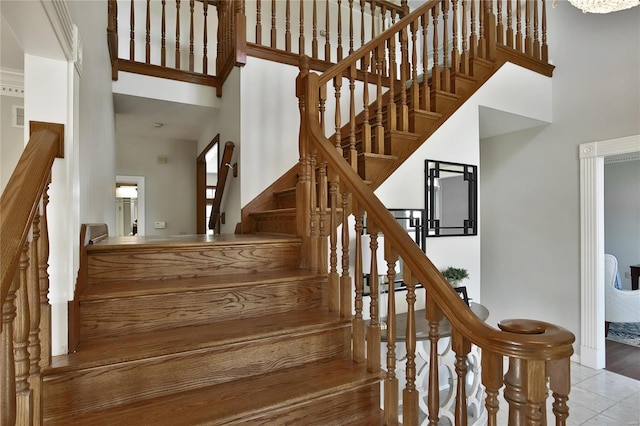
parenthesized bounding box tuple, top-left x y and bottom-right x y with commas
(12, 105, 24, 128)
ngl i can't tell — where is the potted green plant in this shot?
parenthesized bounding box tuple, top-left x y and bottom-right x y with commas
(441, 267, 469, 288)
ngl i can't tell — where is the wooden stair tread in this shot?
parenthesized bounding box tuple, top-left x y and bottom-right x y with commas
(81, 269, 325, 300)
(87, 233, 300, 252)
(248, 207, 296, 216)
(49, 309, 346, 373)
(45, 358, 382, 426)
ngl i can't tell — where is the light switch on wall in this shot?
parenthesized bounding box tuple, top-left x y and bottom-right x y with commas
(154, 221, 166, 229)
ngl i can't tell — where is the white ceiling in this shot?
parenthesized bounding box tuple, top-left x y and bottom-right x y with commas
(478, 106, 549, 140)
(114, 94, 217, 141)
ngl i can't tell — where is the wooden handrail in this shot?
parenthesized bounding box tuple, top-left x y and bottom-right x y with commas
(1, 124, 62, 425)
(208, 141, 235, 233)
(1, 129, 60, 306)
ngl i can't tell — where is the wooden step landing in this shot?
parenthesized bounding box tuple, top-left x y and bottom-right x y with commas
(45, 358, 383, 426)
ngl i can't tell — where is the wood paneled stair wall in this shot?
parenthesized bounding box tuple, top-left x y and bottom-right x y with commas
(50, 229, 385, 424)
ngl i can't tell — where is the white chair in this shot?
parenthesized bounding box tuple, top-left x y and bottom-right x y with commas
(605, 253, 640, 335)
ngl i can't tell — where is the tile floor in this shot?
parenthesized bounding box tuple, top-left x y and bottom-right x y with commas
(495, 362, 640, 425)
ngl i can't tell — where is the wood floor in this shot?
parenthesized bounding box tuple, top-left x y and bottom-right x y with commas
(605, 339, 640, 381)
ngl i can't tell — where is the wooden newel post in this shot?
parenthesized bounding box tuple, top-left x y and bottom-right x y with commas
(235, 0, 247, 66)
(296, 56, 312, 269)
(499, 319, 549, 425)
(481, 350, 504, 426)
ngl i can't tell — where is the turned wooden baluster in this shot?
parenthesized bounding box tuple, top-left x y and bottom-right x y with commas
(202, 0, 208, 74)
(461, 0, 469, 75)
(506, 0, 514, 48)
(325, 0, 332, 61)
(348, 0, 355, 54)
(533, 0, 540, 60)
(145, 0, 151, 63)
(14, 243, 32, 425)
(1, 276, 18, 424)
(129, 0, 135, 60)
(452, 327, 472, 425)
(337, 0, 344, 60)
(525, 0, 533, 55)
(403, 267, 419, 426)
(516, 0, 523, 52)
(353, 205, 365, 363)
(318, 162, 328, 274)
(175, 0, 181, 68)
(384, 243, 399, 425)
(387, 35, 397, 134)
(271, 0, 277, 48)
(309, 151, 318, 272)
(312, 0, 318, 58)
(189, 0, 195, 71)
(421, 12, 432, 111)
(360, 0, 366, 49)
(374, 47, 385, 154)
(548, 358, 570, 425)
(442, 0, 451, 92)
(541, 0, 548, 62)
(328, 170, 340, 312)
(399, 27, 409, 131)
(485, 0, 497, 60)
(161, 0, 167, 66)
(299, 0, 305, 55)
(469, 0, 478, 59)
(340, 191, 352, 319)
(347, 65, 357, 168)
(482, 350, 504, 426)
(426, 293, 443, 426)
(361, 54, 372, 153)
(451, 0, 460, 74)
(255, 0, 262, 44)
(409, 20, 419, 124)
(431, 2, 441, 91)
(285, 0, 291, 52)
(28, 212, 43, 425)
(366, 222, 381, 373)
(478, 0, 486, 59)
(496, 0, 504, 44)
(333, 71, 343, 150)
(38, 178, 51, 369)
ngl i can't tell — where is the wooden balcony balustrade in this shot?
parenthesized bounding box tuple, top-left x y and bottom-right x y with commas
(0, 123, 63, 425)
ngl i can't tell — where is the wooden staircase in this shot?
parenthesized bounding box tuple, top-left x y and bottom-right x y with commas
(45, 234, 384, 424)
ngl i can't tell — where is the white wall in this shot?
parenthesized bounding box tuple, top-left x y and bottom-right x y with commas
(116, 135, 197, 235)
(240, 57, 301, 205)
(375, 62, 553, 306)
(0, 95, 23, 190)
(605, 159, 640, 289)
(480, 2, 640, 355)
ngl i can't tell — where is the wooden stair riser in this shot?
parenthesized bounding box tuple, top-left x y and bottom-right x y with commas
(274, 188, 297, 209)
(231, 382, 382, 425)
(79, 280, 327, 340)
(86, 242, 301, 284)
(43, 325, 351, 421)
(249, 210, 297, 235)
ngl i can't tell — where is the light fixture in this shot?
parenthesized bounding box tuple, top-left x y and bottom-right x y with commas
(116, 185, 138, 198)
(152, 122, 164, 128)
(558, 0, 640, 13)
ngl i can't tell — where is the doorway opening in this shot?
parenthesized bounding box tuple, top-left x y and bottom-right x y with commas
(116, 175, 146, 236)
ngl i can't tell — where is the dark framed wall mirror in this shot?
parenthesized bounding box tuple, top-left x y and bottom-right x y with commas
(425, 160, 478, 237)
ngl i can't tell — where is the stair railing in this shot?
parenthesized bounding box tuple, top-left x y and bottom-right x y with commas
(0, 124, 63, 425)
(296, 0, 574, 424)
(107, 0, 246, 93)
(298, 56, 574, 426)
(208, 140, 236, 233)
